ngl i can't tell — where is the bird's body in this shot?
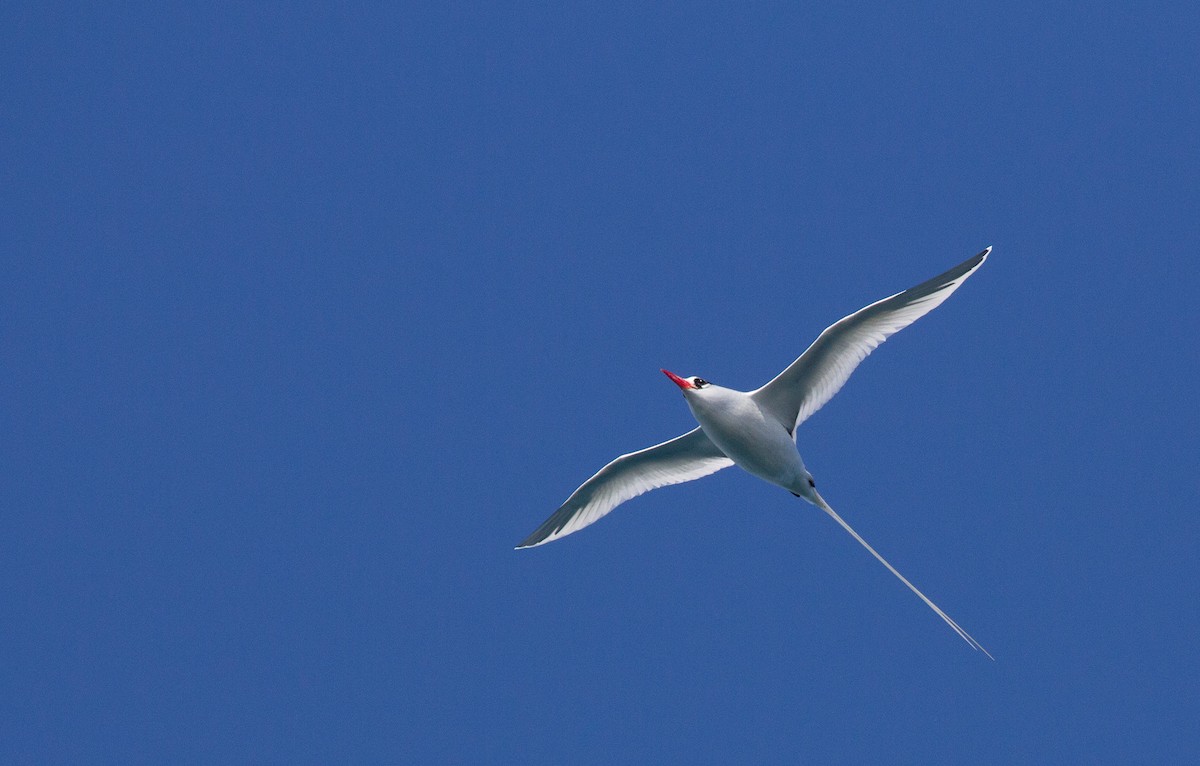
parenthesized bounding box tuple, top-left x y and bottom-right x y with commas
(518, 248, 994, 657)
(683, 382, 811, 495)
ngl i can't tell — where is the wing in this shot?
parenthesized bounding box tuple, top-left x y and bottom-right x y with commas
(752, 247, 990, 432)
(516, 427, 734, 548)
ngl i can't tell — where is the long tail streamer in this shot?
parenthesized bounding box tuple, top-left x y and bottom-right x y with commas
(813, 493, 993, 659)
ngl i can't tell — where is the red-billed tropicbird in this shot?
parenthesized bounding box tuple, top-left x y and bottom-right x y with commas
(518, 248, 993, 657)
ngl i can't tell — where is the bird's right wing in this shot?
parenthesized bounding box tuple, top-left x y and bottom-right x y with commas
(752, 247, 990, 433)
(516, 427, 734, 548)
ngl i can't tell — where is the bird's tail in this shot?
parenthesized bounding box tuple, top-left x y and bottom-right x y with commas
(810, 491, 993, 659)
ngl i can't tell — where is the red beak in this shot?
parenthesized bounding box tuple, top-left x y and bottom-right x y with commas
(661, 369, 694, 390)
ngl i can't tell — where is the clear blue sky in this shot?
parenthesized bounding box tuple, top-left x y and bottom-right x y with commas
(3, 2, 1198, 763)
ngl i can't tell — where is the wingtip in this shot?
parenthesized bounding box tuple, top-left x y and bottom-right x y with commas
(515, 532, 550, 550)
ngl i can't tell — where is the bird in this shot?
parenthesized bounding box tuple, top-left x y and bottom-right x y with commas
(517, 247, 993, 657)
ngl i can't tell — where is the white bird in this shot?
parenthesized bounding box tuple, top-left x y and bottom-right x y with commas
(518, 248, 993, 657)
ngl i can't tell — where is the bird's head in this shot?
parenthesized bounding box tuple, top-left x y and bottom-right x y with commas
(661, 369, 712, 394)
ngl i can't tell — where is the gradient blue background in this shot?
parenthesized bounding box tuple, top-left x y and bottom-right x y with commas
(4, 2, 1198, 763)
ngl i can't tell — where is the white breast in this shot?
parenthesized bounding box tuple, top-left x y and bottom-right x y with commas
(685, 387, 807, 491)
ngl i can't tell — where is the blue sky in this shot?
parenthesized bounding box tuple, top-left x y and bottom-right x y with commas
(3, 2, 1198, 763)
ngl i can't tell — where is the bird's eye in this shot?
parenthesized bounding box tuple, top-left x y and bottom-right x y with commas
(808, 477, 816, 488)
(693, 378, 708, 388)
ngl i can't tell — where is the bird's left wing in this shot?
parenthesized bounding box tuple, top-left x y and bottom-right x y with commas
(752, 247, 989, 433)
(516, 427, 734, 548)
